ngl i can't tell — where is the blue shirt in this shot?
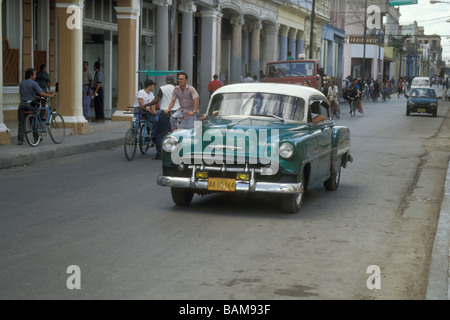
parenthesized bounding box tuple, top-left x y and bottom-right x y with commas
(19, 78, 43, 101)
(94, 70, 104, 87)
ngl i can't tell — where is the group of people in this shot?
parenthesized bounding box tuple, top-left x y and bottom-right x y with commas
(133, 72, 200, 160)
(82, 61, 105, 122)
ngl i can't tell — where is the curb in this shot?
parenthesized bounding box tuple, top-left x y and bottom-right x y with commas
(0, 134, 125, 170)
(426, 155, 450, 300)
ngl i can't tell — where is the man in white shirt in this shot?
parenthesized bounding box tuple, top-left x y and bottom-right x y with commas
(133, 79, 158, 142)
(327, 81, 340, 119)
(146, 75, 179, 159)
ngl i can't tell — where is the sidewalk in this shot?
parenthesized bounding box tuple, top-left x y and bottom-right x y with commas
(426, 158, 450, 300)
(0, 110, 448, 300)
(0, 119, 130, 170)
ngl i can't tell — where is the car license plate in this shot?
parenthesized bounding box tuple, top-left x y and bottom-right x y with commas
(417, 108, 426, 113)
(207, 178, 236, 192)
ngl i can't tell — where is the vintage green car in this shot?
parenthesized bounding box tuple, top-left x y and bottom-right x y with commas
(157, 83, 353, 213)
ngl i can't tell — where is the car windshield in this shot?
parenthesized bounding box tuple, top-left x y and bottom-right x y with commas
(267, 62, 315, 78)
(410, 88, 435, 98)
(208, 92, 306, 122)
(412, 80, 429, 87)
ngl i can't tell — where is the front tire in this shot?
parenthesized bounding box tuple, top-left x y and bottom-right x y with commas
(24, 114, 41, 147)
(139, 122, 152, 155)
(48, 112, 66, 144)
(124, 128, 137, 161)
(171, 188, 194, 206)
(281, 174, 305, 214)
(406, 107, 410, 116)
(324, 166, 341, 191)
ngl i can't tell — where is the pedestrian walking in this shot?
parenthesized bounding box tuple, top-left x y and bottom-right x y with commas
(82, 61, 93, 120)
(17, 68, 56, 145)
(327, 81, 340, 119)
(243, 72, 254, 83)
(207, 74, 222, 98)
(35, 64, 50, 108)
(92, 61, 105, 123)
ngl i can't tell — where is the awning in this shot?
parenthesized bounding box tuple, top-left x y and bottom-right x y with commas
(137, 70, 184, 76)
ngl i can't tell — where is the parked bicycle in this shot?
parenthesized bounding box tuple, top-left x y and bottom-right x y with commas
(24, 97, 66, 147)
(123, 106, 153, 161)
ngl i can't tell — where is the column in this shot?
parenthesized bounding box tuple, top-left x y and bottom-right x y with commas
(215, 13, 223, 77)
(154, 0, 171, 86)
(56, 0, 88, 134)
(250, 21, 262, 80)
(297, 31, 304, 56)
(230, 15, 244, 83)
(0, 0, 11, 145)
(265, 24, 277, 65)
(288, 28, 297, 60)
(113, 0, 140, 121)
(179, 1, 196, 80)
(200, 8, 218, 113)
(279, 25, 289, 61)
(104, 30, 113, 119)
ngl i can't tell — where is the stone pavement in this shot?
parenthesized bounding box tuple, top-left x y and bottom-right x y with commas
(0, 109, 448, 300)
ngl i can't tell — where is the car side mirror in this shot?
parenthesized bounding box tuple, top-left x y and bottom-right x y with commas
(437, 96, 442, 100)
(404, 94, 408, 98)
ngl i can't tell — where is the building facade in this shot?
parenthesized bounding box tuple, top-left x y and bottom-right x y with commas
(1, 0, 335, 145)
(321, 0, 345, 81)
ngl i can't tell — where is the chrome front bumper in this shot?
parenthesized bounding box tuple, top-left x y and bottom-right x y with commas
(157, 175, 303, 194)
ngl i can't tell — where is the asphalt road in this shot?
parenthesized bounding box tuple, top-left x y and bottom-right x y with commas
(1, 89, 449, 300)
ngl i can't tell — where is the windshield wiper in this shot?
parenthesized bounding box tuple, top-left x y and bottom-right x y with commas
(250, 114, 285, 122)
(227, 117, 249, 128)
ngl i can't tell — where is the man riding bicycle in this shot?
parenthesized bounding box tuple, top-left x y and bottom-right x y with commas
(164, 72, 199, 130)
(344, 78, 364, 114)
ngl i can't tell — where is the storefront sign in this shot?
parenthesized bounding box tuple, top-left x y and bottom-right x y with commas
(349, 37, 379, 44)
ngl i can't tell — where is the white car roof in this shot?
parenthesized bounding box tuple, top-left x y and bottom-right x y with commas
(212, 83, 326, 100)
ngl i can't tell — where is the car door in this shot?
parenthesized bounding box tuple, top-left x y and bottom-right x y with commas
(308, 98, 333, 186)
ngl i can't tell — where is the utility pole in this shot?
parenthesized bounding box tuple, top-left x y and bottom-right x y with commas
(309, 0, 316, 59)
(362, 0, 368, 80)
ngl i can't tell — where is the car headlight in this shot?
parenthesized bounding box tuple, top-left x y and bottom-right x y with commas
(408, 101, 415, 106)
(430, 103, 437, 107)
(279, 142, 294, 159)
(162, 136, 178, 153)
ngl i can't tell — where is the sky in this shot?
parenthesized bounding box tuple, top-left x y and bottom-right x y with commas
(396, 0, 450, 63)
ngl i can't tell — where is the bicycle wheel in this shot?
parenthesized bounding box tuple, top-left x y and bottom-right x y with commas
(48, 112, 66, 144)
(139, 121, 152, 155)
(351, 101, 356, 117)
(124, 128, 137, 161)
(24, 114, 41, 147)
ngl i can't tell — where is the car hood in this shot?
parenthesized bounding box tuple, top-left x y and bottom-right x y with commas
(408, 97, 437, 104)
(165, 117, 309, 164)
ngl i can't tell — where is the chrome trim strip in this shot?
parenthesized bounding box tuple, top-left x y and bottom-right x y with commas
(157, 175, 303, 194)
